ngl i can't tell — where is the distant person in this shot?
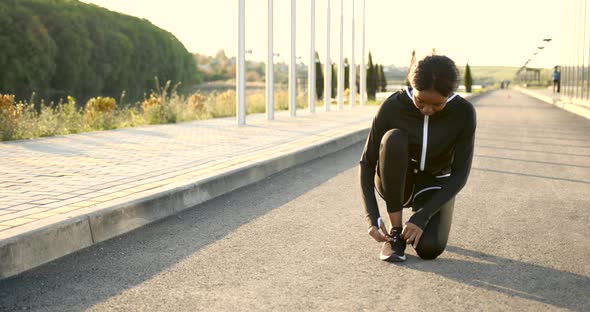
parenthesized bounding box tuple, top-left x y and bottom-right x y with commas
(359, 55, 476, 262)
(552, 66, 561, 93)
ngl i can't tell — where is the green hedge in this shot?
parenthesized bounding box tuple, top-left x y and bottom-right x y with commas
(0, 0, 199, 104)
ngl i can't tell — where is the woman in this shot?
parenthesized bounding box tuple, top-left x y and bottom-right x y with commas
(359, 55, 476, 262)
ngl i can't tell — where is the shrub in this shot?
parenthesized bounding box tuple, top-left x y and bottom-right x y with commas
(0, 94, 16, 111)
(85, 96, 117, 130)
(272, 89, 307, 112)
(207, 90, 236, 118)
(1, 0, 199, 104)
(142, 93, 166, 124)
(86, 96, 116, 114)
(141, 80, 179, 124)
(60, 96, 84, 133)
(0, 86, 333, 141)
(275, 89, 289, 111)
(0, 94, 20, 140)
(246, 92, 265, 114)
(187, 93, 207, 115)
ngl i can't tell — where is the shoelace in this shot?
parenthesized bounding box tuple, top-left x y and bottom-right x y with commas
(390, 231, 399, 243)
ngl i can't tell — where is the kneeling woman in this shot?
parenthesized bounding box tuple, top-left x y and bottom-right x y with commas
(359, 55, 476, 262)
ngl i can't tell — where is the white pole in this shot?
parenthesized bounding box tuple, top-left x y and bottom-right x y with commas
(349, 0, 356, 108)
(360, 0, 366, 106)
(289, 0, 296, 116)
(237, 0, 246, 125)
(309, 0, 316, 113)
(324, 0, 331, 111)
(338, 0, 344, 110)
(266, 0, 274, 120)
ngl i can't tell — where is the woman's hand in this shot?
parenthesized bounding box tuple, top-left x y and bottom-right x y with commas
(402, 222, 423, 248)
(368, 226, 393, 242)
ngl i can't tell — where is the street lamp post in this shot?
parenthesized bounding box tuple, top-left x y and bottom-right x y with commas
(266, 0, 274, 121)
(360, 0, 366, 106)
(289, 0, 296, 116)
(237, 0, 246, 125)
(324, 0, 331, 111)
(517, 38, 552, 84)
(338, 0, 344, 110)
(309, 0, 316, 113)
(349, 0, 356, 108)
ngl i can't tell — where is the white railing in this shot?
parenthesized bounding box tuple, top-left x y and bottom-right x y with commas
(236, 0, 367, 125)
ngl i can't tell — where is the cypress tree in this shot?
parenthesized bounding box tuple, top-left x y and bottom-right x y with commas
(380, 65, 387, 92)
(315, 52, 324, 100)
(355, 65, 360, 93)
(331, 63, 337, 99)
(465, 63, 473, 93)
(344, 58, 350, 90)
(367, 52, 376, 100)
(374, 63, 381, 93)
(405, 50, 416, 87)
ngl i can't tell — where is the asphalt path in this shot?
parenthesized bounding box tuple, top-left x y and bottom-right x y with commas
(1, 89, 589, 311)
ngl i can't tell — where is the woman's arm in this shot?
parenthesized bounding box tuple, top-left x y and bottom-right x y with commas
(359, 105, 388, 229)
(408, 105, 477, 229)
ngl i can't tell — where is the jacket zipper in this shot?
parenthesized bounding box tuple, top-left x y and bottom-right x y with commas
(420, 115, 429, 171)
(408, 88, 458, 172)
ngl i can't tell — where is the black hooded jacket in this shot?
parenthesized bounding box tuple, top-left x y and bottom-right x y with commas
(359, 88, 477, 229)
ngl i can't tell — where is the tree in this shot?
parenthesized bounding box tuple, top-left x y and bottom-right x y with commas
(0, 0, 199, 104)
(380, 65, 387, 92)
(0, 2, 57, 101)
(331, 63, 337, 99)
(367, 52, 377, 100)
(355, 65, 360, 93)
(465, 63, 473, 93)
(405, 50, 416, 87)
(344, 58, 350, 90)
(315, 52, 324, 100)
(374, 63, 381, 93)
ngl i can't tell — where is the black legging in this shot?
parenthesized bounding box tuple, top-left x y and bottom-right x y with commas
(553, 79, 561, 93)
(374, 129, 454, 260)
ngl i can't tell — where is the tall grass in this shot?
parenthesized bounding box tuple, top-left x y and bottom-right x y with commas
(0, 81, 313, 141)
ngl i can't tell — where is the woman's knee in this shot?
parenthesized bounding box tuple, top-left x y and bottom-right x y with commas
(380, 129, 408, 151)
(415, 242, 447, 260)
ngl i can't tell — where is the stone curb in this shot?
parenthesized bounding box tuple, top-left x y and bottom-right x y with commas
(0, 127, 369, 279)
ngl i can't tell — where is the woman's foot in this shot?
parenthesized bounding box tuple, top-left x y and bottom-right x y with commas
(379, 227, 406, 262)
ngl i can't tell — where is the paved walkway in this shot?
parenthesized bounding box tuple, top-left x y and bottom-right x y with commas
(516, 86, 590, 119)
(0, 107, 378, 233)
(0, 106, 377, 277)
(515, 86, 560, 102)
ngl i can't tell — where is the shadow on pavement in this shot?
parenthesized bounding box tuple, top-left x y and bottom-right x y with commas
(475, 104, 558, 109)
(471, 167, 590, 185)
(476, 137, 590, 149)
(406, 246, 590, 311)
(0, 143, 364, 311)
(475, 130, 590, 143)
(476, 145, 590, 158)
(474, 154, 590, 169)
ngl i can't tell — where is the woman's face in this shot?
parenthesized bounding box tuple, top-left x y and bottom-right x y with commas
(412, 89, 448, 116)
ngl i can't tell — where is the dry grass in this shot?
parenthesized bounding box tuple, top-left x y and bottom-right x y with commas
(0, 81, 318, 141)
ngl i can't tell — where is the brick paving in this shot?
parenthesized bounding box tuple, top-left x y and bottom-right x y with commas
(0, 107, 378, 235)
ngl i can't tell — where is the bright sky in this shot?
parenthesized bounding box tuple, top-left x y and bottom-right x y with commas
(81, 0, 562, 68)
